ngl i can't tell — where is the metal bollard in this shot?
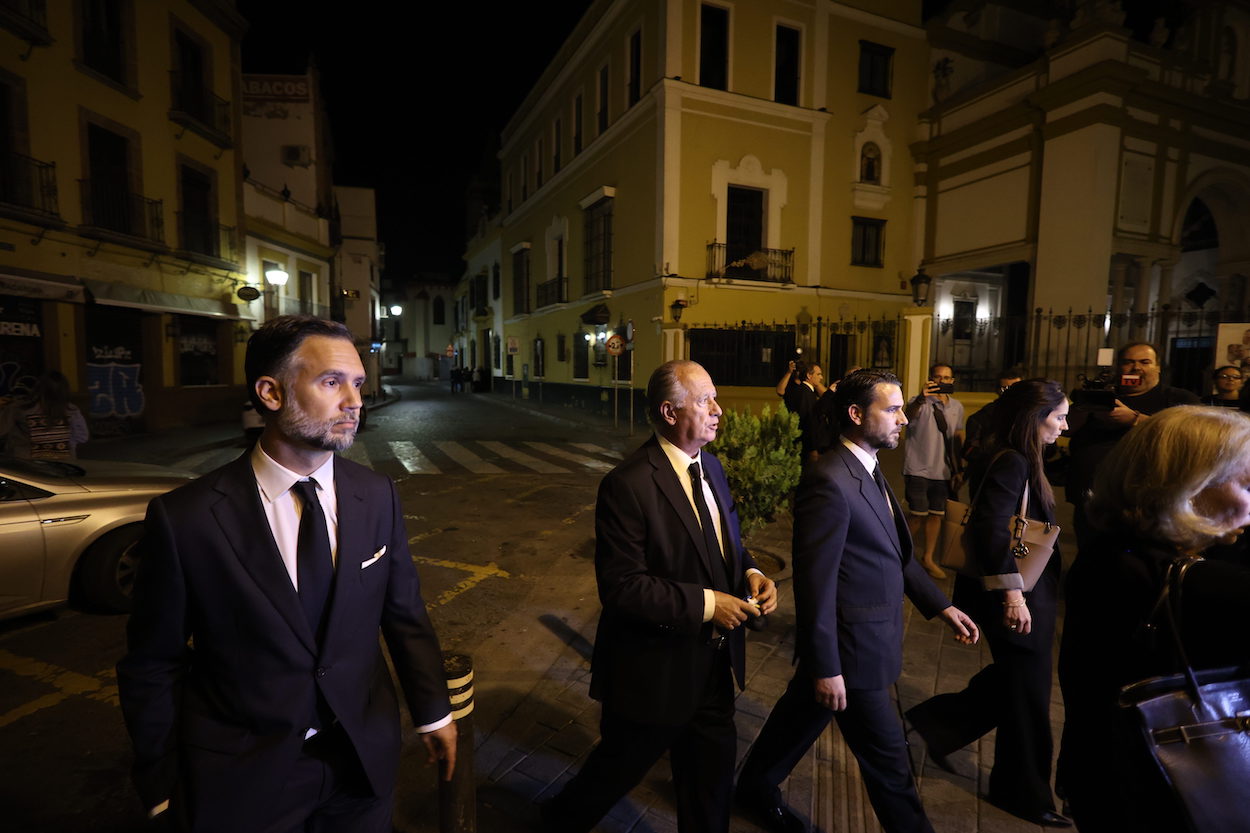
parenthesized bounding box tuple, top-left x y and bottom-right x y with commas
(440, 653, 475, 833)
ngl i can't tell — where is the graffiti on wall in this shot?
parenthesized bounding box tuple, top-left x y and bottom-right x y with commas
(86, 362, 145, 418)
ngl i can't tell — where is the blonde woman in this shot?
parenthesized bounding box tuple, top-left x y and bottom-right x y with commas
(1058, 406, 1250, 832)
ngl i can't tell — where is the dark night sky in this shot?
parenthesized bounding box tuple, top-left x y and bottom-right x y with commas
(235, 1, 594, 281)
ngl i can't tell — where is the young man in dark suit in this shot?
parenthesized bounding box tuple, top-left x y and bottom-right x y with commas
(737, 369, 979, 833)
(543, 359, 779, 833)
(118, 315, 456, 833)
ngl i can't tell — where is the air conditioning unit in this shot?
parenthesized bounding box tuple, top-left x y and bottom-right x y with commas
(281, 145, 312, 167)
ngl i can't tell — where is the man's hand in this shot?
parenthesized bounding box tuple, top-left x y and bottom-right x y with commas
(922, 380, 942, 397)
(746, 572, 778, 616)
(939, 605, 980, 645)
(422, 721, 458, 781)
(1109, 399, 1140, 426)
(711, 591, 755, 630)
(813, 675, 847, 711)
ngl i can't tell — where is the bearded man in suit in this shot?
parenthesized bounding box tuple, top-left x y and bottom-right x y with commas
(118, 315, 456, 833)
(543, 359, 779, 833)
(736, 369, 979, 833)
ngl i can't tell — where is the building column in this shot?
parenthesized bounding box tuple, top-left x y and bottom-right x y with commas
(1109, 256, 1129, 316)
(1155, 260, 1176, 346)
(1131, 257, 1153, 339)
(903, 309, 932, 399)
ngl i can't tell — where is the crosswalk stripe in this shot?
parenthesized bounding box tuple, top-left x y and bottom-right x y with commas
(478, 441, 568, 474)
(341, 441, 371, 467)
(572, 443, 623, 460)
(525, 442, 615, 472)
(435, 441, 505, 474)
(389, 441, 442, 474)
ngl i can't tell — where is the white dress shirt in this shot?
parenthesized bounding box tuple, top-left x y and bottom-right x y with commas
(655, 433, 761, 622)
(251, 444, 339, 587)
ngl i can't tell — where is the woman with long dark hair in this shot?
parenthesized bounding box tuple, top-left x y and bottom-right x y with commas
(905, 379, 1070, 827)
(1, 370, 89, 459)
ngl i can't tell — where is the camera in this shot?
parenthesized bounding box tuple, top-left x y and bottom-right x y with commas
(934, 382, 955, 394)
(792, 348, 807, 381)
(1070, 371, 1117, 408)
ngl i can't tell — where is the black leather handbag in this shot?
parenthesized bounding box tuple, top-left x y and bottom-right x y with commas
(1119, 555, 1250, 833)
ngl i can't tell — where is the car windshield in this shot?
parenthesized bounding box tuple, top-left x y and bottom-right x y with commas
(0, 456, 87, 480)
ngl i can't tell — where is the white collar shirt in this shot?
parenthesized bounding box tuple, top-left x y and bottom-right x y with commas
(251, 443, 339, 590)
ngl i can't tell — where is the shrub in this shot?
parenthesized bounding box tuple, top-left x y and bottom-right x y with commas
(708, 403, 802, 536)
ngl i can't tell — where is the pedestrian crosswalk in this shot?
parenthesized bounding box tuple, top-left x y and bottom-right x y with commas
(172, 439, 627, 477)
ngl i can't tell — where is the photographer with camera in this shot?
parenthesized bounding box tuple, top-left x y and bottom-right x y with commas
(903, 363, 965, 580)
(776, 351, 830, 462)
(1066, 342, 1199, 552)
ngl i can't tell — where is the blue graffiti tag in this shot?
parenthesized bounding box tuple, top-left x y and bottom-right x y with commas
(86, 363, 146, 418)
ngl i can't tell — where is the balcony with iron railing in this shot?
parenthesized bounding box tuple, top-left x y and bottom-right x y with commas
(176, 214, 238, 264)
(79, 179, 165, 246)
(0, 150, 59, 220)
(169, 71, 232, 147)
(0, 0, 51, 45)
(536, 276, 568, 308)
(705, 242, 794, 283)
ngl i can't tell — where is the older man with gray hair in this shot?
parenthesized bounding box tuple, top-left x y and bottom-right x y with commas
(542, 359, 779, 833)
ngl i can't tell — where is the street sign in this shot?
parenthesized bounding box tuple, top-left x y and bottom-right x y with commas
(606, 334, 625, 356)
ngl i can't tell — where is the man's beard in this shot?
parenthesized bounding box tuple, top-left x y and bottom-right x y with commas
(277, 403, 357, 452)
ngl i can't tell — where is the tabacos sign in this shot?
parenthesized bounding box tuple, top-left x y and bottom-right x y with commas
(242, 75, 310, 102)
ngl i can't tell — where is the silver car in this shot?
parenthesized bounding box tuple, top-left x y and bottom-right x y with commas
(0, 456, 196, 619)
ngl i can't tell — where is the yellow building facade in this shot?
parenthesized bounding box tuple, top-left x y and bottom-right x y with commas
(915, 1, 1250, 395)
(0, 0, 248, 432)
(481, 0, 933, 415)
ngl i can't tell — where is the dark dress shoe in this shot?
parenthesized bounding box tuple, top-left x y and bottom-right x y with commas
(735, 791, 807, 833)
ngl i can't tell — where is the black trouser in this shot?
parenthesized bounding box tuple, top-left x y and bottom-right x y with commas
(739, 670, 934, 833)
(547, 652, 736, 833)
(910, 571, 1059, 813)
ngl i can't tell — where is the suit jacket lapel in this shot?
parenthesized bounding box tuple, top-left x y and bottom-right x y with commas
(646, 440, 719, 585)
(324, 462, 367, 643)
(838, 445, 903, 559)
(210, 455, 317, 654)
(704, 459, 740, 582)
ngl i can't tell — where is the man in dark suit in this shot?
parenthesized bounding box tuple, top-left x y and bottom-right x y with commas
(117, 316, 456, 833)
(737, 369, 979, 833)
(543, 360, 779, 833)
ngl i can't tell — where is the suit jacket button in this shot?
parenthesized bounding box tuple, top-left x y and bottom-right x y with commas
(316, 667, 327, 678)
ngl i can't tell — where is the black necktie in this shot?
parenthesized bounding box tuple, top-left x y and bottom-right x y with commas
(688, 461, 732, 593)
(292, 478, 333, 639)
(872, 464, 892, 512)
(873, 464, 904, 548)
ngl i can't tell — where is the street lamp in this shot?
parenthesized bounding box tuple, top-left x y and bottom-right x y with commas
(670, 298, 688, 322)
(389, 304, 403, 316)
(909, 267, 932, 307)
(264, 268, 289, 287)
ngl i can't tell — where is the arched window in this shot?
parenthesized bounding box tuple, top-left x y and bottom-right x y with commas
(860, 142, 881, 184)
(432, 296, 445, 325)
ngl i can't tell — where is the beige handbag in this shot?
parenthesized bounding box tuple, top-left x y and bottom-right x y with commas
(938, 455, 1059, 592)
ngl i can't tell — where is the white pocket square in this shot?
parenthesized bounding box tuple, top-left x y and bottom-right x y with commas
(361, 546, 386, 569)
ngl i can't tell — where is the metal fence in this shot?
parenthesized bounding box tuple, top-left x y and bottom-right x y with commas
(687, 314, 905, 387)
(705, 242, 794, 283)
(933, 307, 1247, 395)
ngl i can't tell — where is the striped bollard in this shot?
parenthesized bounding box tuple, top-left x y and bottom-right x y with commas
(440, 653, 475, 833)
